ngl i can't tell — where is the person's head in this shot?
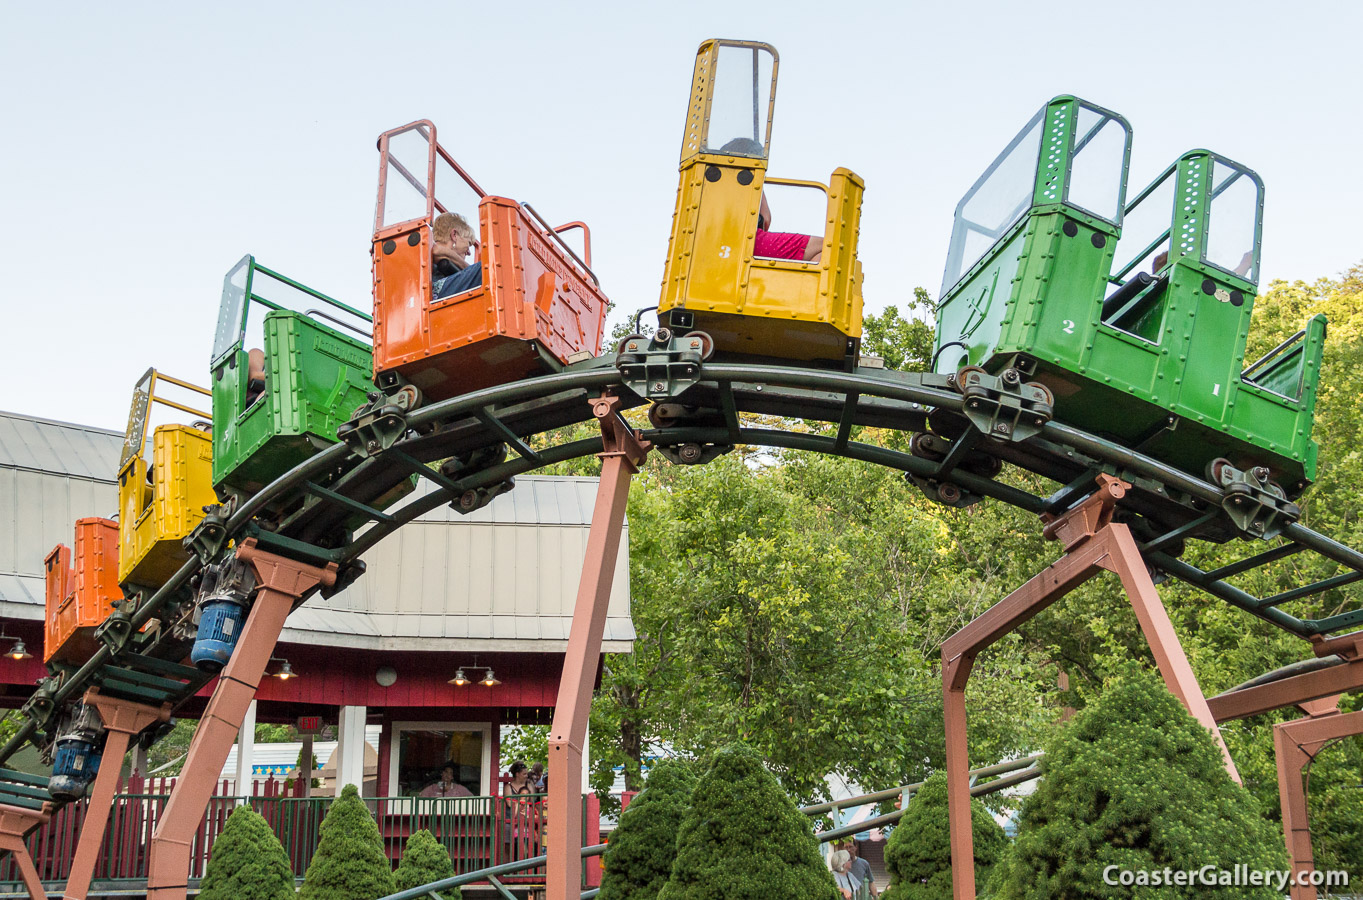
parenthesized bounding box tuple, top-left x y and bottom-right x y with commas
(1151, 248, 1170, 273)
(829, 849, 851, 874)
(843, 840, 859, 859)
(718, 137, 764, 158)
(531, 762, 544, 777)
(440, 763, 456, 783)
(432, 212, 475, 273)
(509, 761, 528, 780)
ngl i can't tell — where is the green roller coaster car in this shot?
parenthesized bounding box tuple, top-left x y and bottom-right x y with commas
(934, 95, 1325, 496)
(211, 255, 412, 517)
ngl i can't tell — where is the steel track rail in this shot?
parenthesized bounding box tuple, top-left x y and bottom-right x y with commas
(5, 359, 1360, 768)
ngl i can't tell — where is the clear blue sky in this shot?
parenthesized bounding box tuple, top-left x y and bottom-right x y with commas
(3, 0, 1359, 430)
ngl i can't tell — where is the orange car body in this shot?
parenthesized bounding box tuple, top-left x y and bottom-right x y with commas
(370, 121, 607, 402)
(44, 518, 121, 665)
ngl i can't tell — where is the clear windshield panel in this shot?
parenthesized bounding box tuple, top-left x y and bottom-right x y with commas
(1065, 106, 1128, 223)
(433, 149, 483, 246)
(379, 126, 434, 231)
(213, 256, 251, 363)
(251, 266, 372, 344)
(120, 369, 154, 467)
(1110, 170, 1176, 288)
(702, 44, 774, 158)
(1204, 159, 1260, 281)
(941, 111, 1045, 295)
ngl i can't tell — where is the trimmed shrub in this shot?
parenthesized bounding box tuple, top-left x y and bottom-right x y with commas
(881, 772, 1005, 900)
(994, 664, 1288, 899)
(599, 759, 697, 900)
(393, 828, 457, 894)
(300, 783, 396, 900)
(199, 804, 296, 900)
(657, 746, 840, 900)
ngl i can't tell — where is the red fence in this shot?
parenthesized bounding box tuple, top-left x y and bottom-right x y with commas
(0, 774, 601, 893)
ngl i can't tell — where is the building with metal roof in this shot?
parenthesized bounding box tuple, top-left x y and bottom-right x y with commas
(0, 408, 632, 801)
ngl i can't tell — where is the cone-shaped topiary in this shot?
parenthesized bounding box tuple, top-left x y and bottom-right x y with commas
(993, 664, 1288, 899)
(300, 783, 396, 900)
(657, 746, 840, 900)
(881, 771, 1005, 900)
(600, 758, 697, 900)
(199, 804, 296, 900)
(392, 828, 457, 894)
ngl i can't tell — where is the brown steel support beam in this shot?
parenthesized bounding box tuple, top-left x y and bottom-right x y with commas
(942, 476, 1236, 900)
(1208, 657, 1363, 722)
(63, 689, 171, 900)
(1275, 704, 1363, 900)
(546, 396, 649, 900)
(0, 804, 50, 900)
(145, 541, 335, 900)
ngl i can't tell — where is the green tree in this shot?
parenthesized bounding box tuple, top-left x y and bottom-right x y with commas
(199, 804, 296, 900)
(299, 783, 395, 900)
(392, 829, 457, 894)
(994, 665, 1287, 899)
(657, 746, 840, 900)
(599, 759, 696, 900)
(881, 772, 1005, 900)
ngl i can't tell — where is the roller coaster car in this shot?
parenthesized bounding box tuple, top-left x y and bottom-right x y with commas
(933, 96, 1325, 497)
(117, 369, 215, 590)
(369, 119, 608, 403)
(655, 39, 864, 366)
(44, 519, 120, 665)
(212, 255, 400, 510)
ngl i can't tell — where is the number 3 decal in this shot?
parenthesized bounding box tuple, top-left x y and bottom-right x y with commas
(1062, 320, 1075, 334)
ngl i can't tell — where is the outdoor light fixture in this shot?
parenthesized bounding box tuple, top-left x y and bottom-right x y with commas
(270, 657, 297, 680)
(449, 664, 499, 687)
(0, 636, 31, 661)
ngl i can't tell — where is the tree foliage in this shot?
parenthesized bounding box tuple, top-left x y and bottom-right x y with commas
(392, 828, 457, 895)
(599, 759, 697, 900)
(994, 665, 1287, 899)
(299, 784, 395, 900)
(881, 772, 1005, 900)
(199, 804, 296, 900)
(657, 746, 840, 900)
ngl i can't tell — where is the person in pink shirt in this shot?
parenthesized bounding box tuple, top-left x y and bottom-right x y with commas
(718, 138, 822, 264)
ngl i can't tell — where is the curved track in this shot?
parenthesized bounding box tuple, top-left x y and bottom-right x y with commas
(5, 352, 1362, 768)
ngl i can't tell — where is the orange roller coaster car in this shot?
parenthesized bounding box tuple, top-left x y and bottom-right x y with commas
(43, 518, 121, 665)
(370, 120, 609, 402)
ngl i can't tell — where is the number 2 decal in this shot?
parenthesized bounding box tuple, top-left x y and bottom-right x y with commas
(1062, 320, 1075, 334)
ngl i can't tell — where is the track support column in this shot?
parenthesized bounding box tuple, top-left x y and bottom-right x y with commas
(64, 689, 171, 900)
(0, 804, 50, 900)
(145, 541, 335, 900)
(547, 395, 649, 900)
(942, 476, 1234, 900)
(1275, 699, 1363, 900)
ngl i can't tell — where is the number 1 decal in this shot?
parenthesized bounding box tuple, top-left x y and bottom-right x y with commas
(1062, 320, 1076, 334)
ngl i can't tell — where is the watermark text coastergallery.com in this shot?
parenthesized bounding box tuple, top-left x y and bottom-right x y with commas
(1103, 865, 1350, 891)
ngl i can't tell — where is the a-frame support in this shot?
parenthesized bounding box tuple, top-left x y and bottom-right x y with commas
(546, 395, 650, 900)
(145, 540, 335, 900)
(0, 804, 50, 900)
(1209, 629, 1363, 900)
(63, 688, 171, 900)
(1274, 700, 1363, 900)
(942, 476, 1238, 900)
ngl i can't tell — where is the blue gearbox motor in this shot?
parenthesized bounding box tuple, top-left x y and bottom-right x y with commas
(48, 705, 104, 802)
(190, 598, 246, 673)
